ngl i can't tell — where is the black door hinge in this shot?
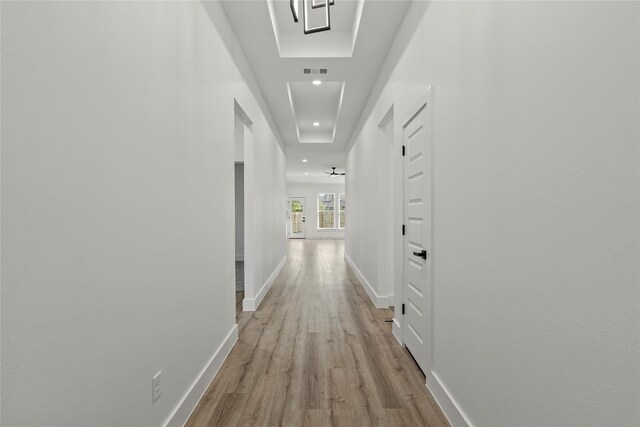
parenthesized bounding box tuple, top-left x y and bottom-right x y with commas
(402, 224, 406, 235)
(402, 303, 405, 315)
(402, 145, 406, 156)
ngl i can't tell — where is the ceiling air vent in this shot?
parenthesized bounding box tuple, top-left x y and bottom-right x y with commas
(303, 68, 328, 75)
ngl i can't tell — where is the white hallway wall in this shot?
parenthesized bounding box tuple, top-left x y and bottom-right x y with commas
(243, 114, 287, 311)
(1, 2, 285, 426)
(287, 183, 345, 239)
(346, 1, 639, 426)
(345, 112, 396, 308)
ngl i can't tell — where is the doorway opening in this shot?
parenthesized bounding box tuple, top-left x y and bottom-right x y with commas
(288, 197, 306, 239)
(234, 100, 253, 315)
(377, 105, 395, 310)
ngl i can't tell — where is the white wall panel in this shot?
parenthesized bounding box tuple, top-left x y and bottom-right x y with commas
(1, 2, 286, 425)
(346, 2, 640, 425)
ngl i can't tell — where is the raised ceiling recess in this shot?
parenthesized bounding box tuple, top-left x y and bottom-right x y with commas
(287, 80, 345, 144)
(267, 0, 365, 58)
(220, 0, 412, 183)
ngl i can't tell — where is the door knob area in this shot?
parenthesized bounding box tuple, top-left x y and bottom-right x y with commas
(413, 250, 427, 260)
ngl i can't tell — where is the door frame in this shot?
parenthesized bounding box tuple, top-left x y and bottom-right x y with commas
(235, 99, 255, 312)
(377, 106, 396, 311)
(288, 196, 306, 239)
(399, 87, 433, 369)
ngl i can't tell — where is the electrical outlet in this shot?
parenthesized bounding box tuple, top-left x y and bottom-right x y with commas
(152, 371, 162, 403)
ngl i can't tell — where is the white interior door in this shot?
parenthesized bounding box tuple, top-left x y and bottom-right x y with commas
(403, 99, 432, 374)
(288, 197, 306, 239)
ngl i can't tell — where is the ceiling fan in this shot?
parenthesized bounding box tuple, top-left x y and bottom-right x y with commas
(324, 167, 345, 177)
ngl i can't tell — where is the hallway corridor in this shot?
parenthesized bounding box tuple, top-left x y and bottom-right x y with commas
(2, 1, 637, 424)
(187, 240, 447, 426)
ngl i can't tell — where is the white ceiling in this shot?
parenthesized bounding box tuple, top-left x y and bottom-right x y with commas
(276, 0, 359, 34)
(288, 81, 344, 143)
(220, 0, 411, 183)
(268, 0, 363, 58)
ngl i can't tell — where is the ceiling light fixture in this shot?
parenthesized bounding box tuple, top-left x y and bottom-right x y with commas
(290, 0, 300, 22)
(291, 0, 333, 35)
(305, 172, 309, 175)
(312, 80, 322, 85)
(302, 159, 308, 163)
(313, 122, 320, 126)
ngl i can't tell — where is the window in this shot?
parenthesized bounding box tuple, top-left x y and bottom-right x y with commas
(317, 193, 335, 229)
(316, 193, 345, 230)
(339, 193, 345, 229)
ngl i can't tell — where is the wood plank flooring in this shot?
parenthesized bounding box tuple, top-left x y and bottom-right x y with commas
(187, 239, 448, 427)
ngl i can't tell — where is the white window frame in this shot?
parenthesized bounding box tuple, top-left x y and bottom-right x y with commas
(316, 192, 346, 230)
(317, 193, 336, 230)
(338, 193, 345, 229)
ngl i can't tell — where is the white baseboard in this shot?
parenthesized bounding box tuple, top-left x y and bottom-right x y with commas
(378, 294, 395, 308)
(164, 324, 239, 427)
(243, 255, 286, 311)
(392, 318, 403, 346)
(287, 237, 345, 240)
(376, 294, 391, 307)
(426, 371, 473, 427)
(344, 253, 392, 309)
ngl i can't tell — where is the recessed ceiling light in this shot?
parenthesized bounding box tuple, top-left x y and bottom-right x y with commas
(305, 172, 309, 175)
(302, 159, 308, 163)
(313, 122, 320, 126)
(312, 80, 322, 85)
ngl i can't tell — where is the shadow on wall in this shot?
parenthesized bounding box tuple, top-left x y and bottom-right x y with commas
(235, 261, 244, 291)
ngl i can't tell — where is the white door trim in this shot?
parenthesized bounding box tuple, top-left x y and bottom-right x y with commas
(400, 86, 433, 367)
(235, 99, 255, 313)
(377, 104, 396, 309)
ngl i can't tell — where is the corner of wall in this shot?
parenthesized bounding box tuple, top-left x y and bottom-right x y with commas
(164, 324, 239, 427)
(242, 255, 287, 312)
(426, 371, 473, 427)
(200, 1, 287, 151)
(344, 252, 392, 309)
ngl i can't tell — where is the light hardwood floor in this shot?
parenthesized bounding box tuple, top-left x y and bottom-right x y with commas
(187, 239, 448, 427)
